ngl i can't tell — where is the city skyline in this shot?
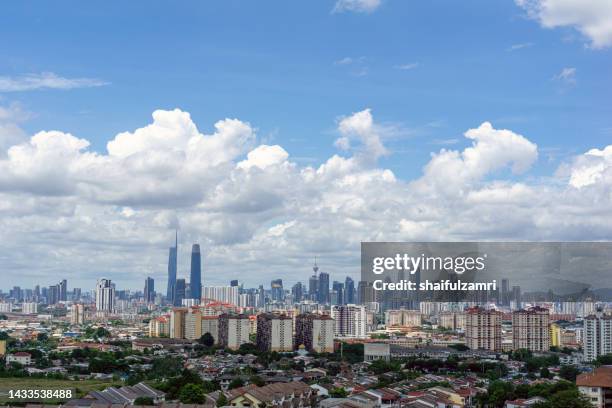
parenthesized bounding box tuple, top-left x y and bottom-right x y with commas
(0, 1, 611, 289)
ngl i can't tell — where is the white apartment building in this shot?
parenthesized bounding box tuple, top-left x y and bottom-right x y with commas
(331, 304, 367, 339)
(583, 309, 612, 362)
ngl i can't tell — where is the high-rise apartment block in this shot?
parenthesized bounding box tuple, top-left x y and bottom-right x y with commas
(512, 306, 550, 352)
(465, 307, 502, 351)
(584, 308, 612, 362)
(295, 313, 334, 353)
(70, 304, 85, 325)
(256, 313, 293, 352)
(331, 304, 367, 338)
(385, 309, 421, 327)
(439, 311, 465, 331)
(170, 308, 187, 339)
(218, 314, 250, 350)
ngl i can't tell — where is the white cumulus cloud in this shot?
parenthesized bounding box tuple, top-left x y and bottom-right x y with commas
(515, 0, 612, 48)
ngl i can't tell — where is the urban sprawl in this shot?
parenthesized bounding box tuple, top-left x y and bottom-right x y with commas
(1, 238, 612, 408)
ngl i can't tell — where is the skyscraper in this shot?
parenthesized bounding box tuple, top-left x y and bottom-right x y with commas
(166, 231, 178, 301)
(271, 279, 284, 301)
(95, 278, 115, 313)
(173, 279, 186, 307)
(291, 282, 304, 303)
(59, 279, 68, 302)
(47, 284, 60, 305)
(190, 244, 202, 301)
(309, 259, 319, 301)
(144, 277, 155, 304)
(345, 277, 355, 304)
(317, 272, 330, 304)
(332, 281, 344, 305)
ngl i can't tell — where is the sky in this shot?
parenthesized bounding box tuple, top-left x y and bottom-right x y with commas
(0, 0, 611, 292)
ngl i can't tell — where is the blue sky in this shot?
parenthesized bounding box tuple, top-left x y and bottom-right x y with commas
(2, 1, 610, 179)
(1, 1, 612, 290)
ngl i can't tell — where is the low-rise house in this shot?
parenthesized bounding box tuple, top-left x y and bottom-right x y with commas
(504, 397, 547, 408)
(228, 381, 317, 407)
(6, 351, 32, 366)
(576, 366, 612, 408)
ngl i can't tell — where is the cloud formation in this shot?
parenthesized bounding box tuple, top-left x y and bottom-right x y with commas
(515, 0, 612, 48)
(0, 72, 108, 92)
(0, 108, 610, 289)
(333, 0, 382, 14)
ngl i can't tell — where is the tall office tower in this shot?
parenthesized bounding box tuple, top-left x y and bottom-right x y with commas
(173, 279, 186, 307)
(345, 277, 355, 304)
(257, 285, 265, 307)
(465, 307, 502, 351)
(512, 285, 522, 308)
(308, 275, 318, 301)
(357, 280, 375, 304)
(10, 286, 22, 301)
(95, 278, 115, 313)
(73, 288, 81, 301)
(144, 277, 155, 304)
(59, 279, 68, 301)
(48, 284, 60, 305)
(70, 304, 84, 325)
(583, 308, 612, 362)
(230, 280, 239, 287)
(501, 279, 510, 306)
(309, 259, 319, 301)
(170, 307, 187, 339)
(190, 244, 202, 301)
(166, 231, 178, 301)
(256, 313, 293, 352)
(385, 309, 422, 327)
(218, 314, 250, 350)
(291, 282, 304, 303)
(512, 306, 550, 352)
(332, 281, 344, 305)
(331, 304, 367, 338)
(295, 313, 335, 353)
(33, 285, 40, 301)
(317, 272, 330, 304)
(271, 279, 284, 301)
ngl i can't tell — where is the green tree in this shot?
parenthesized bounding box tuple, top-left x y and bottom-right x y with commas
(329, 387, 348, 398)
(216, 393, 228, 407)
(228, 378, 245, 389)
(559, 365, 581, 382)
(37, 333, 49, 342)
(487, 380, 514, 408)
(540, 366, 551, 379)
(133, 396, 154, 405)
(149, 356, 183, 379)
(250, 375, 265, 387)
(548, 389, 592, 408)
(179, 383, 205, 404)
(198, 332, 215, 347)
